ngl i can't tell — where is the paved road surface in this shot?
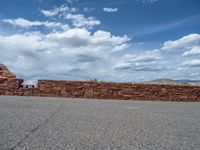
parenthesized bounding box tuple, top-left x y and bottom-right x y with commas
(0, 96, 200, 150)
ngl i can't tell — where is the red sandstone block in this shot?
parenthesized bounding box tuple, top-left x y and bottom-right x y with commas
(84, 89, 94, 98)
(121, 88, 133, 95)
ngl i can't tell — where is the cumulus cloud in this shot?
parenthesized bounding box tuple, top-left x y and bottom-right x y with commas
(45, 28, 130, 51)
(113, 33, 200, 80)
(103, 8, 118, 13)
(182, 59, 200, 67)
(161, 33, 200, 50)
(153, 34, 200, 80)
(182, 46, 200, 56)
(0, 28, 129, 81)
(114, 50, 164, 72)
(160, 33, 200, 67)
(0, 4, 130, 82)
(66, 13, 101, 28)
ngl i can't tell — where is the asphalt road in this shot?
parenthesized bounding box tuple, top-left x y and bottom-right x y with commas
(0, 96, 200, 150)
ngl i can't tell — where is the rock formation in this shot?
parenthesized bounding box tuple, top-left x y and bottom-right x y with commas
(0, 64, 16, 79)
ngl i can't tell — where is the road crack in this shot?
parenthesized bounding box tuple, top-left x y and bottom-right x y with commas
(10, 104, 63, 150)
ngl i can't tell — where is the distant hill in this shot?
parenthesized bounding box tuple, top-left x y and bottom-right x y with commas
(144, 79, 181, 85)
(143, 79, 200, 86)
(176, 79, 200, 85)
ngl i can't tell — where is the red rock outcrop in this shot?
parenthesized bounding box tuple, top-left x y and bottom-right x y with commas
(0, 64, 16, 79)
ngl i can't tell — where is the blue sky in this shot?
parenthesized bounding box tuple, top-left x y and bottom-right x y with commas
(0, 0, 200, 82)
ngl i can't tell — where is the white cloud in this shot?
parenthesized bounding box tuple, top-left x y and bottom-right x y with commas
(41, 5, 77, 17)
(0, 28, 129, 81)
(160, 33, 200, 64)
(41, 5, 100, 29)
(65, 0, 79, 4)
(112, 33, 200, 81)
(182, 59, 200, 67)
(161, 33, 200, 50)
(2, 18, 69, 31)
(46, 29, 130, 51)
(103, 8, 118, 13)
(2, 28, 200, 81)
(41, 10, 58, 17)
(66, 13, 101, 28)
(0, 4, 129, 82)
(114, 50, 164, 72)
(92, 30, 129, 45)
(136, 0, 158, 4)
(3, 18, 47, 28)
(182, 46, 200, 56)
(83, 7, 95, 12)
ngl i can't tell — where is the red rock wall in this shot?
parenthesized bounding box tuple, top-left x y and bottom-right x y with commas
(0, 78, 23, 95)
(1, 79, 200, 101)
(0, 64, 16, 78)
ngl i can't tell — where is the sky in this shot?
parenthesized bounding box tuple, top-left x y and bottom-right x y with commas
(0, 0, 200, 83)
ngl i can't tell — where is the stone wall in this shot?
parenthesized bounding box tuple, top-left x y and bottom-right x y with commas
(0, 64, 200, 101)
(0, 79, 200, 101)
(37, 80, 200, 101)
